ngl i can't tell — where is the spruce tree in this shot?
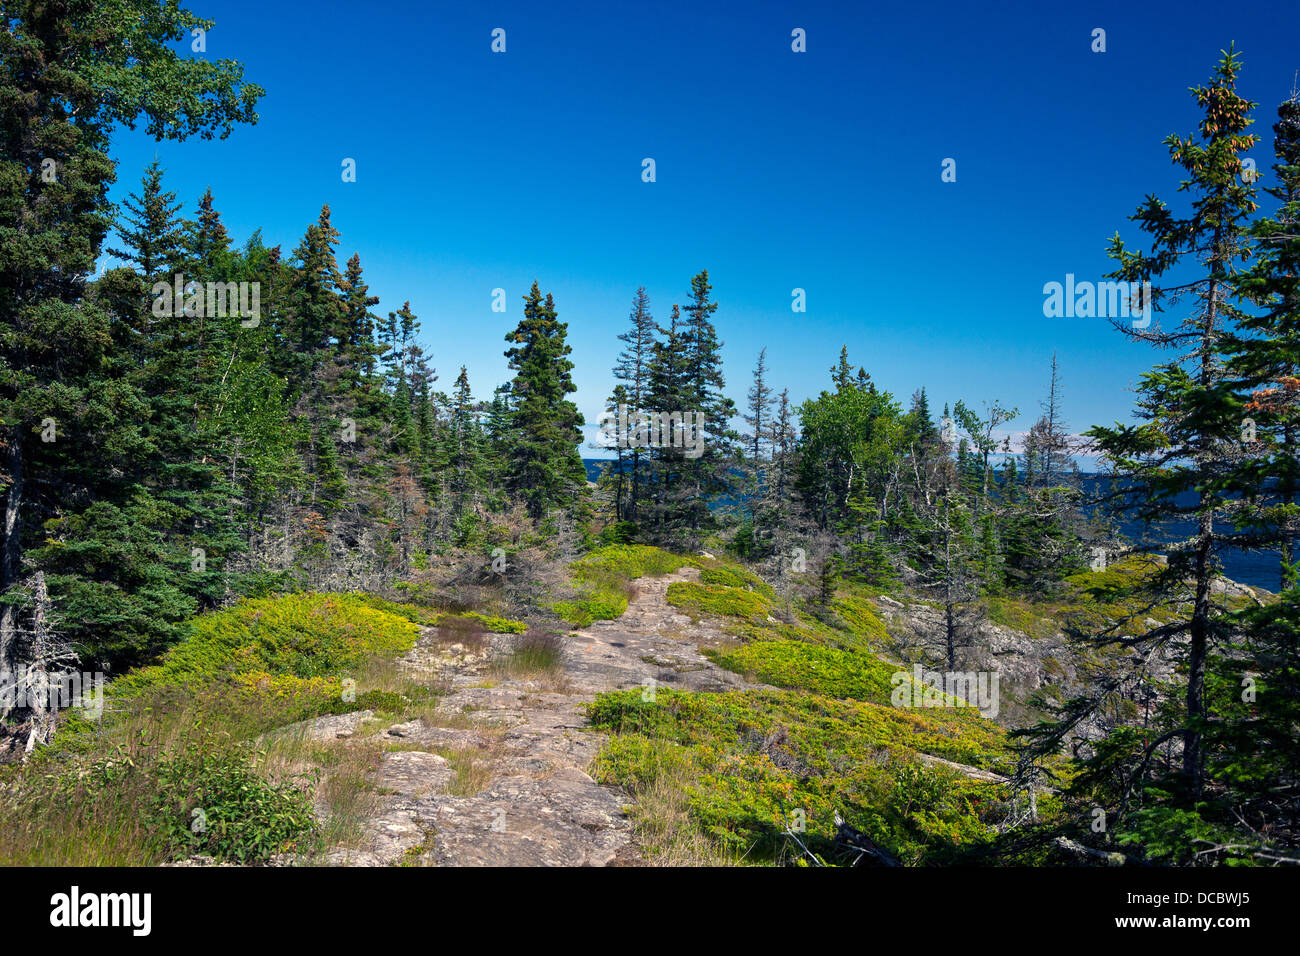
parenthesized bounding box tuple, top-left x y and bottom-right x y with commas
(0, 0, 262, 676)
(613, 286, 656, 523)
(1046, 49, 1262, 810)
(744, 347, 774, 491)
(1223, 92, 1300, 589)
(185, 186, 232, 272)
(445, 366, 486, 508)
(503, 281, 587, 519)
(107, 160, 186, 283)
(643, 304, 691, 536)
(679, 270, 737, 533)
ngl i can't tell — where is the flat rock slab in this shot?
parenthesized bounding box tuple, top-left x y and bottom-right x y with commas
(274, 710, 376, 743)
(328, 566, 758, 867)
(415, 767, 632, 867)
(376, 750, 453, 797)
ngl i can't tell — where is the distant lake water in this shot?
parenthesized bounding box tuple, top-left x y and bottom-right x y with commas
(1077, 474, 1281, 592)
(583, 461, 1283, 592)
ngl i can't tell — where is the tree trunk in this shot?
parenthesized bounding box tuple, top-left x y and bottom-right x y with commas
(23, 571, 55, 756)
(1184, 511, 1213, 796)
(0, 427, 24, 692)
(1183, 270, 1221, 798)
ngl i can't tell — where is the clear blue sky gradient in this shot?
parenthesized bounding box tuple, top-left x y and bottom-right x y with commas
(102, 0, 1300, 457)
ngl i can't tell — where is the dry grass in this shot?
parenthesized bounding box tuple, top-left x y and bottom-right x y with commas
(251, 723, 388, 857)
(0, 758, 165, 866)
(432, 614, 490, 655)
(0, 643, 451, 867)
(493, 628, 565, 680)
(0, 685, 319, 866)
(437, 747, 494, 797)
(590, 739, 738, 867)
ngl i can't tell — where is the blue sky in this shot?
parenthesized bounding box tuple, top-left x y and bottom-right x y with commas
(104, 0, 1300, 458)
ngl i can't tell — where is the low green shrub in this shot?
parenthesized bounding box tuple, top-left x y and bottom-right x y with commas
(698, 564, 776, 599)
(150, 741, 316, 863)
(553, 545, 690, 626)
(666, 582, 774, 624)
(111, 593, 421, 697)
(588, 688, 1009, 863)
(706, 640, 900, 704)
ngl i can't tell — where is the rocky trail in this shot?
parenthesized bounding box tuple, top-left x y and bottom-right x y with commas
(312, 566, 754, 867)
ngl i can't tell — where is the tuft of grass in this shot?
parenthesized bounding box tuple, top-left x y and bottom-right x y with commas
(585, 733, 738, 866)
(3, 592, 441, 866)
(498, 628, 565, 677)
(439, 748, 494, 797)
(433, 613, 490, 655)
(0, 720, 317, 866)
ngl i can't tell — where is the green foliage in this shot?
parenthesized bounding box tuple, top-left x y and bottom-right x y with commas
(2, 730, 314, 866)
(706, 640, 900, 704)
(588, 688, 1009, 862)
(571, 544, 691, 580)
(667, 582, 774, 623)
(500, 630, 564, 674)
(108, 593, 420, 701)
(553, 545, 689, 625)
(553, 595, 626, 628)
(598, 521, 640, 545)
(829, 590, 891, 646)
(502, 281, 588, 519)
(1067, 48, 1265, 831)
(456, 611, 528, 634)
(150, 741, 315, 864)
(698, 563, 776, 599)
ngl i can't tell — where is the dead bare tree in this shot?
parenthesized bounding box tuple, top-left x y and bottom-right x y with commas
(0, 572, 78, 760)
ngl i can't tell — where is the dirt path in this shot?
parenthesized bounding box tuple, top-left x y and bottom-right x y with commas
(319, 566, 753, 867)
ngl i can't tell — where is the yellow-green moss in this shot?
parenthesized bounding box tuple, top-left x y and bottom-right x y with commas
(111, 593, 420, 698)
(698, 564, 776, 600)
(666, 581, 775, 624)
(588, 688, 1010, 863)
(706, 640, 901, 705)
(553, 545, 691, 626)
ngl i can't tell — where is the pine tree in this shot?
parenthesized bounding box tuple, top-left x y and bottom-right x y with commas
(768, 388, 798, 506)
(1177, 91, 1300, 863)
(597, 384, 631, 522)
(0, 0, 262, 677)
(679, 270, 737, 533)
(1223, 92, 1300, 590)
(907, 387, 939, 448)
(484, 382, 515, 491)
(338, 253, 384, 425)
(445, 366, 486, 508)
(1003, 357, 1084, 589)
(744, 347, 774, 494)
(185, 186, 232, 272)
(1069, 48, 1262, 803)
(285, 205, 344, 389)
(643, 304, 691, 535)
(107, 160, 186, 283)
(408, 341, 438, 487)
(503, 281, 587, 519)
(383, 301, 420, 456)
(613, 286, 656, 523)
(831, 345, 855, 392)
